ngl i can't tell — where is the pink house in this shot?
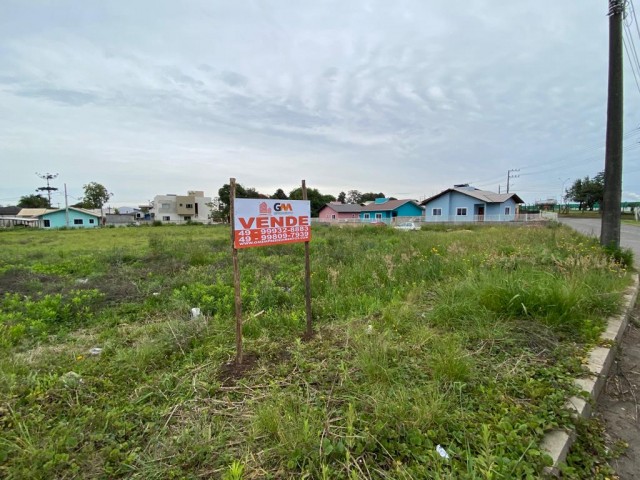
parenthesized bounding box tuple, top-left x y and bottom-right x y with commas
(317, 203, 363, 221)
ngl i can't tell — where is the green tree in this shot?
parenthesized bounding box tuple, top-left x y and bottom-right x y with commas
(360, 192, 386, 203)
(18, 194, 50, 208)
(337, 191, 346, 203)
(566, 172, 604, 211)
(271, 188, 288, 200)
(80, 182, 113, 209)
(217, 183, 265, 220)
(288, 187, 336, 217)
(346, 190, 362, 204)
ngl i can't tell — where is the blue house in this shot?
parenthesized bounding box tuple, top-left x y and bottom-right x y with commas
(359, 198, 424, 224)
(421, 185, 524, 223)
(19, 207, 102, 228)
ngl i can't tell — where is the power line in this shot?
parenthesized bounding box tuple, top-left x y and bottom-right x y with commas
(623, 25, 640, 95)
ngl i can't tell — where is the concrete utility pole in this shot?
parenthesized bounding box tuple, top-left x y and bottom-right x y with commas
(506, 169, 519, 194)
(601, 0, 625, 248)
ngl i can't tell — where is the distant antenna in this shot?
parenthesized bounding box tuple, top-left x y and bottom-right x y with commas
(36, 172, 59, 205)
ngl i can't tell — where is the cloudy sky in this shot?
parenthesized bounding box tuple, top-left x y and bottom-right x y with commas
(1, 0, 640, 207)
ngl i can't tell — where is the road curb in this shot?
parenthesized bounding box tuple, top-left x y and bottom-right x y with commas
(540, 273, 639, 476)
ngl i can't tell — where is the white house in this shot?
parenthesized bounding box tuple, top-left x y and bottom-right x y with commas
(150, 191, 214, 224)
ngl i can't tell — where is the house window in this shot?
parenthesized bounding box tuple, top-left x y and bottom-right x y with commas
(456, 208, 467, 216)
(504, 207, 511, 215)
(74, 219, 84, 225)
(183, 216, 191, 221)
(162, 216, 170, 221)
(331, 214, 336, 220)
(432, 208, 442, 216)
(43, 219, 51, 227)
(89, 219, 95, 224)
(364, 213, 370, 219)
(185, 204, 193, 209)
(375, 213, 382, 220)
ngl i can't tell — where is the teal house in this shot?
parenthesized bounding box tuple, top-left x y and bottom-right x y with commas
(18, 207, 102, 228)
(359, 198, 424, 224)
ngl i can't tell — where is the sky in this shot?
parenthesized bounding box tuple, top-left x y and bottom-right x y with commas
(1, 0, 640, 208)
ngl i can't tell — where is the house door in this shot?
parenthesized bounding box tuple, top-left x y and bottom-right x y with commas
(477, 206, 485, 221)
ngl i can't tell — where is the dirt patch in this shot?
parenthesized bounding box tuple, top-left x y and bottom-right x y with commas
(598, 310, 640, 479)
(90, 272, 142, 305)
(0, 268, 65, 297)
(217, 352, 259, 386)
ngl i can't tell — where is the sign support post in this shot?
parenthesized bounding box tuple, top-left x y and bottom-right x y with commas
(302, 180, 313, 337)
(230, 178, 243, 365)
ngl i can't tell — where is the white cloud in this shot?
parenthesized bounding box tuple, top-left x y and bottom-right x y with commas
(1, 1, 638, 207)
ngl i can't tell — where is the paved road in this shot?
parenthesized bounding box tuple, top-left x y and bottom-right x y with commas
(558, 217, 640, 260)
(558, 217, 640, 479)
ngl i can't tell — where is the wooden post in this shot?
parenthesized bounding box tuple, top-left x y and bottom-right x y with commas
(302, 180, 313, 337)
(230, 178, 243, 365)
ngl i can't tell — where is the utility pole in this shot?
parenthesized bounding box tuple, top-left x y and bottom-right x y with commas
(559, 177, 570, 207)
(506, 169, 519, 194)
(36, 172, 59, 206)
(601, 0, 625, 248)
(64, 183, 70, 227)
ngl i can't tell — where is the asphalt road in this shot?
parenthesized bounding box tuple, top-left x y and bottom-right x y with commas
(557, 217, 640, 260)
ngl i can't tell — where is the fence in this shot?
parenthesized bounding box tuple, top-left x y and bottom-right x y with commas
(313, 212, 556, 226)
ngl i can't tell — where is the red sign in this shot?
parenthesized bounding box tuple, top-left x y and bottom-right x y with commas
(233, 199, 311, 249)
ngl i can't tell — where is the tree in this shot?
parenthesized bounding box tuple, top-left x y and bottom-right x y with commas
(271, 188, 288, 200)
(217, 183, 265, 220)
(289, 187, 336, 217)
(346, 190, 362, 204)
(18, 194, 50, 208)
(360, 192, 386, 203)
(337, 191, 346, 203)
(345, 190, 386, 204)
(80, 182, 112, 209)
(565, 172, 605, 211)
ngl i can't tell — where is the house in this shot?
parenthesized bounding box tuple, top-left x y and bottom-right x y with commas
(150, 190, 213, 224)
(359, 198, 424, 224)
(0, 206, 39, 227)
(421, 185, 524, 222)
(317, 202, 363, 222)
(17, 207, 102, 228)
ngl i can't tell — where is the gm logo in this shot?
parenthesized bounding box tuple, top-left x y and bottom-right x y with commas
(273, 203, 293, 212)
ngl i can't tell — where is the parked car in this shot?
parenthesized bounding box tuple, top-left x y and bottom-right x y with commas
(394, 222, 420, 231)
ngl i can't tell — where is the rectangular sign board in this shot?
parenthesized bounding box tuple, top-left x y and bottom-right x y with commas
(233, 199, 311, 249)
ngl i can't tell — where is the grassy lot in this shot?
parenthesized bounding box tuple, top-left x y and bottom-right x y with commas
(0, 223, 631, 479)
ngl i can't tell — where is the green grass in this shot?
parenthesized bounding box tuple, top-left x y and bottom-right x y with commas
(0, 223, 632, 479)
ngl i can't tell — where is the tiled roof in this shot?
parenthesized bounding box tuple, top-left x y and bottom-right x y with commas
(17, 207, 102, 218)
(321, 203, 364, 213)
(421, 188, 524, 205)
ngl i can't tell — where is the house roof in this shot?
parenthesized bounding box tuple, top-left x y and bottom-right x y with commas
(421, 188, 524, 205)
(18, 207, 102, 218)
(17, 208, 56, 217)
(320, 203, 364, 213)
(0, 206, 20, 215)
(360, 199, 424, 212)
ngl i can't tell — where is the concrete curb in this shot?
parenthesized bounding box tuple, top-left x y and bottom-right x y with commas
(540, 273, 640, 476)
